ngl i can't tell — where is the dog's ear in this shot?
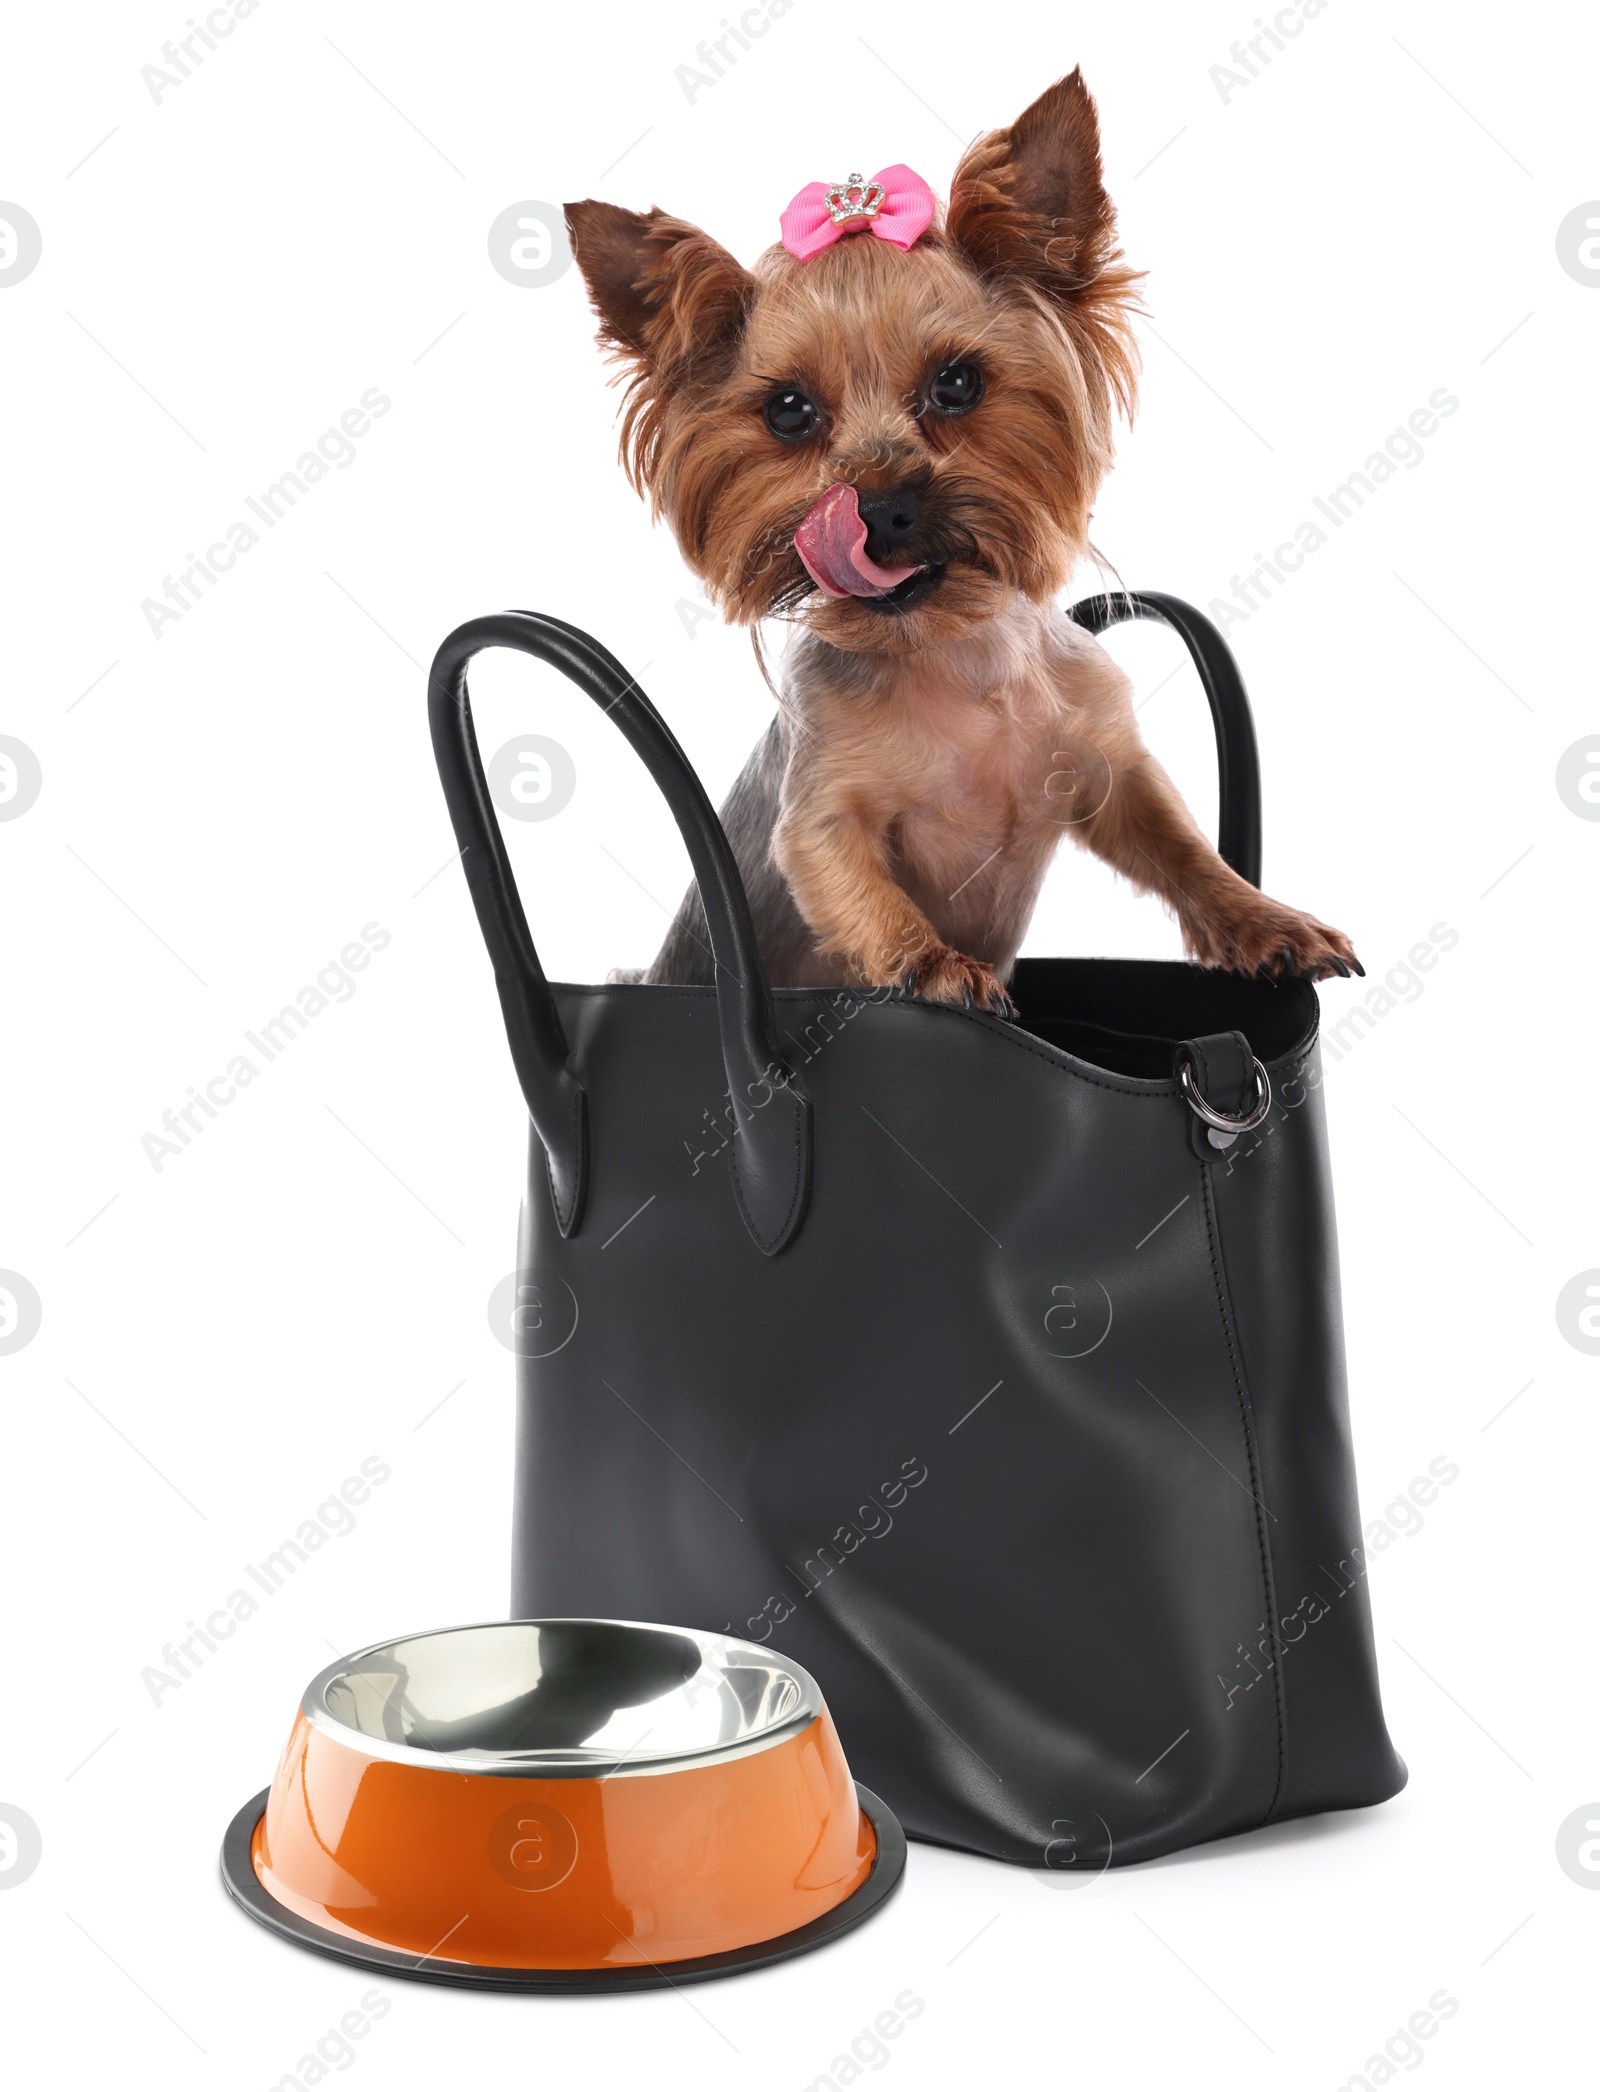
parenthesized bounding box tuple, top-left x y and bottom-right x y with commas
(564, 201, 755, 494)
(564, 200, 753, 375)
(947, 70, 1139, 406)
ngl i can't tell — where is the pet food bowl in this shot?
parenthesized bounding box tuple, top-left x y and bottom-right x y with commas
(220, 1618, 905, 1991)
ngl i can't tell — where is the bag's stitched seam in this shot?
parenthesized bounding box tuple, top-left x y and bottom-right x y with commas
(537, 1081, 584, 1235)
(729, 1092, 808, 1253)
(1200, 1161, 1289, 1824)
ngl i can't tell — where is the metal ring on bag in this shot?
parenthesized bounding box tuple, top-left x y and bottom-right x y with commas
(1177, 1055, 1272, 1134)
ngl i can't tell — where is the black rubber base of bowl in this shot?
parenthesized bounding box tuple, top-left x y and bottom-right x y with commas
(219, 1783, 906, 1993)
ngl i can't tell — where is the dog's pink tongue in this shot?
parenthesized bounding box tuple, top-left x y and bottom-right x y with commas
(795, 483, 924, 599)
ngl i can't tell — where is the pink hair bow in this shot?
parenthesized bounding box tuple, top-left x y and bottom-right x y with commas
(779, 165, 936, 261)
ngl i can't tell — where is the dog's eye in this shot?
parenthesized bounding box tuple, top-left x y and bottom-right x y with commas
(928, 361, 983, 415)
(764, 387, 819, 442)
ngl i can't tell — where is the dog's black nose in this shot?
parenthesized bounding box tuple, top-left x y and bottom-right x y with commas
(857, 487, 922, 564)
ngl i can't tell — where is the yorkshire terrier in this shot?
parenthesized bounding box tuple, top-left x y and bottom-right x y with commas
(565, 69, 1359, 1013)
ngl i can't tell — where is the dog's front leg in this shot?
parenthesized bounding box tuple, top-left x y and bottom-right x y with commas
(773, 794, 1014, 1012)
(1076, 748, 1361, 980)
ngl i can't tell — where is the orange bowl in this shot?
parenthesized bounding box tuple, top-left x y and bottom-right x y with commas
(220, 1620, 904, 1991)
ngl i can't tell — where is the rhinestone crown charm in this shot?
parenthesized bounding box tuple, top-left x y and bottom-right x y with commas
(824, 173, 885, 226)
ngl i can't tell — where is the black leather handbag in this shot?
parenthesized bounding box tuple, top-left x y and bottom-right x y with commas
(429, 595, 1405, 1870)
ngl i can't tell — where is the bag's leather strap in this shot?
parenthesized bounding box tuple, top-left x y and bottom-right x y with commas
(1068, 590, 1263, 888)
(1175, 1029, 1260, 1161)
(427, 611, 812, 1256)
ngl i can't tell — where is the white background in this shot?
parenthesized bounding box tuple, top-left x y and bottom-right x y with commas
(2, 0, 1596, 2084)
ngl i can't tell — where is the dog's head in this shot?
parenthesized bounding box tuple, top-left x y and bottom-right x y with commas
(566, 70, 1139, 657)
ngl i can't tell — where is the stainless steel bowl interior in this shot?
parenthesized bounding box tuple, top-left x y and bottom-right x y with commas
(304, 1620, 823, 1778)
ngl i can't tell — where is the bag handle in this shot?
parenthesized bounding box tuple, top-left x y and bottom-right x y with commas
(429, 595, 1256, 1252)
(427, 611, 812, 1257)
(1067, 589, 1262, 888)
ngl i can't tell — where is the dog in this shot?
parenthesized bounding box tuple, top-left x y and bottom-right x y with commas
(565, 69, 1359, 1011)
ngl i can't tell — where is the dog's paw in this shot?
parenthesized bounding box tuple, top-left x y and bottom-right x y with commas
(1186, 902, 1362, 982)
(900, 943, 1016, 1015)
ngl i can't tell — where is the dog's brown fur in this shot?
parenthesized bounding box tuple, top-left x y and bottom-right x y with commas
(566, 70, 1358, 1007)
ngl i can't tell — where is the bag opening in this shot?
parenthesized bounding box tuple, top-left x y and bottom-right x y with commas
(1009, 958, 1317, 1078)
